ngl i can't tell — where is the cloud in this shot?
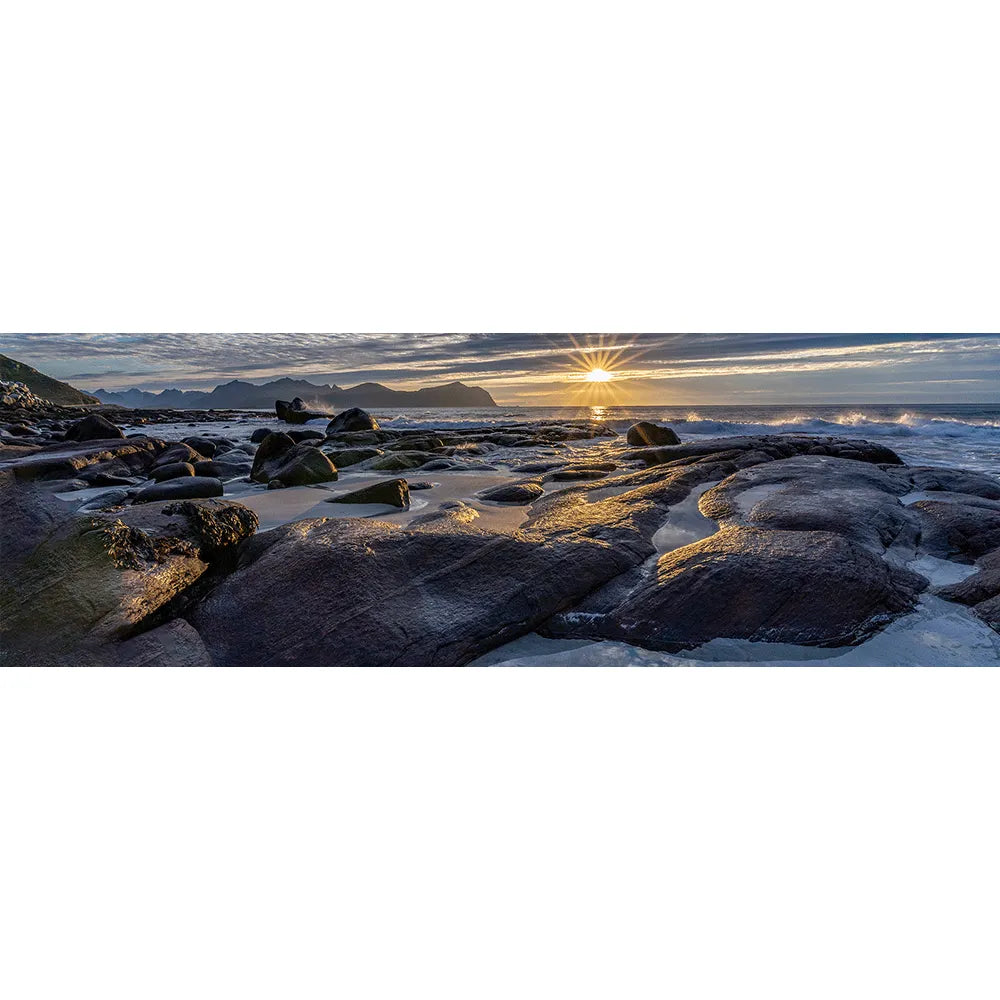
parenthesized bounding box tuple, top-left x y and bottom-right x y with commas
(2, 331, 997, 402)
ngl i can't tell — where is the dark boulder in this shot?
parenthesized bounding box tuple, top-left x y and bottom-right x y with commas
(326, 407, 380, 435)
(626, 422, 680, 447)
(0, 496, 257, 666)
(153, 442, 205, 467)
(326, 478, 410, 508)
(64, 413, 125, 442)
(250, 427, 274, 443)
(905, 467, 1000, 500)
(322, 447, 383, 468)
(697, 456, 917, 551)
(546, 526, 927, 651)
(133, 477, 225, 503)
(289, 429, 325, 443)
(368, 451, 431, 471)
(912, 499, 1000, 560)
(0, 436, 167, 482)
(149, 461, 196, 482)
(181, 436, 218, 457)
(275, 399, 328, 424)
(479, 481, 545, 505)
(250, 432, 338, 486)
(189, 515, 637, 667)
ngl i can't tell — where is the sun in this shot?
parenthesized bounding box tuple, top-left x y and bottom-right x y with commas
(586, 367, 613, 382)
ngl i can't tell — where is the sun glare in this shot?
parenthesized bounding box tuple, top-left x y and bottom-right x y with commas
(586, 367, 613, 382)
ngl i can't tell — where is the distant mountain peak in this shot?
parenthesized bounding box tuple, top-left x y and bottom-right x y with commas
(93, 375, 497, 410)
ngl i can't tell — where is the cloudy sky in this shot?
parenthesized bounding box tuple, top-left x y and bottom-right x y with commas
(2, 332, 997, 405)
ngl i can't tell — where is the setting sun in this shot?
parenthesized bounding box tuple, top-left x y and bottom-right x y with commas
(586, 367, 612, 382)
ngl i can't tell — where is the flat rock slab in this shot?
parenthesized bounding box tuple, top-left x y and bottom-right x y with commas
(546, 526, 928, 651)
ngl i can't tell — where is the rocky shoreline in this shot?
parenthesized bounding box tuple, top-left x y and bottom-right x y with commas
(2, 399, 998, 666)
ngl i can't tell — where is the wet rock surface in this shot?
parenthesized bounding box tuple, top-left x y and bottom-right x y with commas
(2, 408, 997, 665)
(326, 478, 410, 508)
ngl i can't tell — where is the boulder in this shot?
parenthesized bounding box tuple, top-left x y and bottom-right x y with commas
(697, 456, 917, 552)
(479, 482, 545, 505)
(133, 477, 225, 503)
(626, 421, 680, 447)
(322, 447, 384, 468)
(0, 497, 257, 666)
(181, 436, 218, 457)
(64, 413, 125, 442)
(153, 442, 204, 467)
(275, 398, 328, 424)
(149, 461, 196, 482)
(326, 407, 380, 434)
(326, 479, 410, 508)
(368, 451, 431, 472)
(250, 427, 274, 443)
(912, 499, 1000, 560)
(188, 515, 637, 667)
(289, 429, 325, 443)
(0, 436, 167, 482)
(546, 526, 927, 651)
(250, 432, 338, 486)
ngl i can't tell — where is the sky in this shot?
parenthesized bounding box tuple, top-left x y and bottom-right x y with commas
(2, 332, 998, 405)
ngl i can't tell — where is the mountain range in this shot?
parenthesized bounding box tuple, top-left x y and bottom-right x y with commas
(94, 377, 497, 410)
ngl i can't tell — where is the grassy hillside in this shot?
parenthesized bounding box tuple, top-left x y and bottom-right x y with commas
(0, 354, 99, 405)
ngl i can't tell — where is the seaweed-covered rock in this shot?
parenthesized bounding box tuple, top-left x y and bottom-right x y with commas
(0, 496, 257, 666)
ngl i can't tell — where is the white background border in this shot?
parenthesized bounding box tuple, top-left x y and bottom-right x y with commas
(2, 2, 999, 998)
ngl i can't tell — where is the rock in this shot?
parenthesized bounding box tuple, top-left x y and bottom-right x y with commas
(115, 620, 214, 668)
(629, 434, 904, 468)
(408, 481, 435, 491)
(626, 422, 680, 447)
(153, 442, 205, 467)
(421, 459, 458, 471)
(912, 499, 1000, 560)
(0, 496, 257, 666)
(326, 479, 410, 508)
(697, 456, 917, 551)
(543, 467, 610, 482)
(479, 481, 545, 504)
(289, 429, 325, 443)
(267, 479, 286, 490)
(132, 477, 225, 503)
(188, 516, 637, 667)
(64, 413, 125, 442)
(322, 447, 383, 468)
(275, 398, 328, 424)
(546, 526, 927, 651)
(149, 461, 196, 482)
(936, 550, 1000, 607)
(250, 432, 338, 486)
(0, 436, 167, 482)
(181, 436, 218, 457)
(368, 451, 431, 472)
(250, 427, 274, 443)
(191, 460, 225, 477)
(905, 467, 1000, 500)
(326, 407, 380, 434)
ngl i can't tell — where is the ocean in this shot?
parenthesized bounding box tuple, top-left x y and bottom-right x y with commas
(374, 403, 999, 474)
